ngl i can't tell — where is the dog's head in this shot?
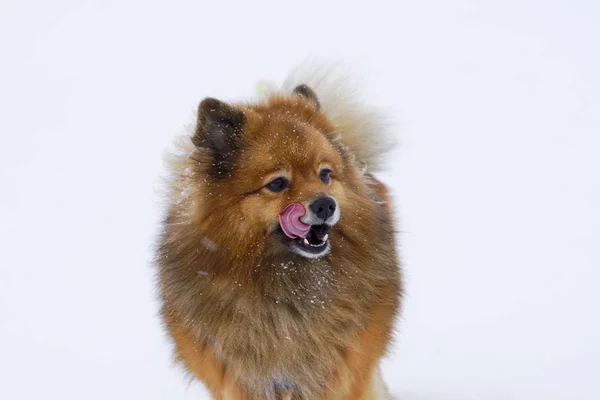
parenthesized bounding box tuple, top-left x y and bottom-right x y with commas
(186, 85, 372, 261)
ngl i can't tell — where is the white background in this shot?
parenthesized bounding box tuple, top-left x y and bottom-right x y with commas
(1, 1, 599, 399)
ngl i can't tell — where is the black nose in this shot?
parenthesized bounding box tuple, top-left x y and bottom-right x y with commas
(309, 196, 336, 221)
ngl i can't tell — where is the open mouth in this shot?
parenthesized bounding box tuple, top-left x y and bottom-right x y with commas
(287, 224, 331, 258)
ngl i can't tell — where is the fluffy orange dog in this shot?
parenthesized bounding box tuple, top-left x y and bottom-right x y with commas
(157, 69, 401, 399)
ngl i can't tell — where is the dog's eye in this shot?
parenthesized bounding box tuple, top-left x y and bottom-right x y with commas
(265, 177, 289, 193)
(319, 169, 332, 184)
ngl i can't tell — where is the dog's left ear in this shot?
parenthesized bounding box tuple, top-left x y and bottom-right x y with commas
(292, 84, 320, 110)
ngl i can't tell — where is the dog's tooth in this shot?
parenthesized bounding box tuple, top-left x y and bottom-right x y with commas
(323, 234, 329, 242)
(303, 238, 310, 245)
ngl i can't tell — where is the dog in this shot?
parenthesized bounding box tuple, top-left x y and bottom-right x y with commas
(156, 67, 401, 399)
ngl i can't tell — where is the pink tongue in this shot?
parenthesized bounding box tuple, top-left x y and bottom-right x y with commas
(279, 203, 311, 239)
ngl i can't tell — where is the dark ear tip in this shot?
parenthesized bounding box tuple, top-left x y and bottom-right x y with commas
(292, 84, 320, 110)
(293, 84, 311, 94)
(197, 97, 245, 126)
(199, 97, 224, 114)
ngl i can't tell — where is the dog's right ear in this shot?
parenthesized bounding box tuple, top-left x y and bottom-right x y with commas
(193, 98, 245, 177)
(193, 98, 245, 153)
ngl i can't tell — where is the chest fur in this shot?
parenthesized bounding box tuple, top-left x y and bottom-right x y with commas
(177, 262, 378, 396)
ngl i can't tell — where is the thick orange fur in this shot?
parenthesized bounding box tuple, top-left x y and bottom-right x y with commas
(156, 84, 401, 399)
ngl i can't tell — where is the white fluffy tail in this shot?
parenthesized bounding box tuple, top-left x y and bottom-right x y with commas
(259, 62, 396, 173)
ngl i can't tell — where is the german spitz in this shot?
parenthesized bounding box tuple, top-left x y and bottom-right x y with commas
(156, 66, 401, 399)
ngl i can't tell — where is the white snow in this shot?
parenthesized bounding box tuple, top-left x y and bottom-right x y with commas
(1, 1, 599, 399)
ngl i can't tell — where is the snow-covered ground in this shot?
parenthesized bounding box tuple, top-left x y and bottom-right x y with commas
(1, 1, 599, 399)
